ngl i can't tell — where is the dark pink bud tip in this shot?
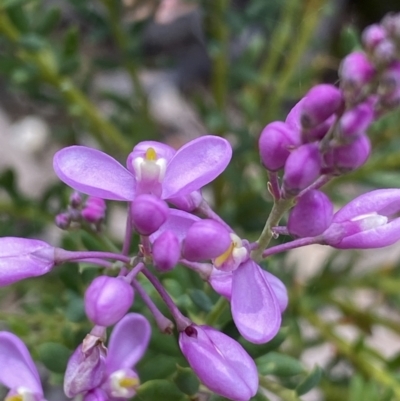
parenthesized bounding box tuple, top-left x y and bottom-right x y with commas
(131, 194, 169, 236)
(82, 197, 106, 224)
(184, 326, 198, 338)
(362, 24, 386, 50)
(300, 84, 343, 129)
(258, 121, 300, 171)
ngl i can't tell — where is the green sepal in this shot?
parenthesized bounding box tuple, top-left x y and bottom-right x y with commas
(136, 379, 186, 401)
(295, 365, 323, 396)
(38, 342, 71, 374)
(256, 351, 304, 377)
(173, 365, 200, 396)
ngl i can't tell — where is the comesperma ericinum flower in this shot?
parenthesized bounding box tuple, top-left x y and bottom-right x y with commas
(179, 324, 258, 401)
(0, 331, 47, 401)
(53, 135, 232, 202)
(322, 188, 400, 248)
(64, 313, 151, 399)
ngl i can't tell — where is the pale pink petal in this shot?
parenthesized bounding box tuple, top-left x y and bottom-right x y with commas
(106, 313, 151, 374)
(231, 260, 281, 344)
(54, 146, 135, 201)
(162, 136, 232, 199)
(0, 332, 43, 395)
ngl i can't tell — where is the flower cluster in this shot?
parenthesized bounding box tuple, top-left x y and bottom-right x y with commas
(2, 12, 400, 401)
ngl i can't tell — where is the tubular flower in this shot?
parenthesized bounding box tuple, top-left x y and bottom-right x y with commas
(179, 325, 258, 401)
(0, 331, 47, 401)
(53, 136, 232, 203)
(322, 189, 400, 249)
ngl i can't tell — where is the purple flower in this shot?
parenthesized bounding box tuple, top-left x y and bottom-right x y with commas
(179, 325, 258, 401)
(81, 197, 107, 224)
(0, 331, 46, 401)
(53, 136, 232, 202)
(362, 24, 387, 50)
(322, 189, 400, 248)
(0, 237, 55, 286)
(84, 276, 134, 327)
(64, 313, 151, 399)
(152, 230, 181, 272)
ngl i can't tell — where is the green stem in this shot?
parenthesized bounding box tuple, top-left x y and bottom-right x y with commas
(0, 11, 130, 153)
(302, 306, 400, 398)
(206, 296, 228, 326)
(251, 197, 294, 262)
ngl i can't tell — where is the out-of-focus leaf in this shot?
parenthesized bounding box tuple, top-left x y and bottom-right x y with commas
(173, 365, 200, 396)
(38, 342, 71, 373)
(136, 379, 186, 401)
(6, 3, 30, 32)
(188, 289, 213, 312)
(35, 6, 61, 35)
(295, 365, 323, 396)
(256, 352, 304, 377)
(19, 33, 47, 51)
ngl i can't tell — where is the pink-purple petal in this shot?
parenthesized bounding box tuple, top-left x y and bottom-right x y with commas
(335, 217, 400, 249)
(333, 189, 400, 222)
(106, 313, 151, 374)
(0, 238, 55, 286)
(53, 146, 136, 201)
(162, 136, 232, 199)
(231, 260, 281, 344)
(0, 332, 43, 395)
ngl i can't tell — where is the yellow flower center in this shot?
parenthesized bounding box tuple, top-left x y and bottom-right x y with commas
(119, 376, 140, 389)
(145, 147, 157, 161)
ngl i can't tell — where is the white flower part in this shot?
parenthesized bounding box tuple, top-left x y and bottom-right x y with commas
(109, 370, 139, 398)
(351, 212, 388, 230)
(6, 387, 36, 401)
(213, 233, 249, 272)
(230, 234, 249, 265)
(132, 149, 167, 184)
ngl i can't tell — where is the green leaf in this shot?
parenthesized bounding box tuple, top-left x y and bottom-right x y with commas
(19, 34, 47, 51)
(7, 3, 30, 32)
(295, 365, 323, 396)
(188, 289, 213, 312)
(136, 379, 186, 401)
(63, 27, 80, 56)
(38, 342, 71, 373)
(36, 6, 61, 35)
(173, 365, 200, 396)
(256, 352, 304, 377)
(240, 327, 289, 358)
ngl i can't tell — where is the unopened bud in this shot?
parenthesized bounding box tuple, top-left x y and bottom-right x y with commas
(338, 102, 374, 140)
(69, 191, 83, 208)
(131, 194, 169, 236)
(258, 121, 300, 171)
(82, 197, 106, 224)
(84, 276, 134, 327)
(55, 212, 71, 229)
(288, 190, 333, 238)
(283, 143, 322, 195)
(362, 24, 386, 51)
(373, 39, 396, 66)
(323, 134, 371, 175)
(300, 84, 343, 129)
(152, 230, 181, 272)
(182, 220, 231, 262)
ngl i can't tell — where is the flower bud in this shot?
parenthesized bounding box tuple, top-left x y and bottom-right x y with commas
(69, 191, 83, 208)
(288, 190, 333, 238)
(152, 230, 181, 272)
(338, 102, 374, 140)
(179, 325, 258, 401)
(182, 219, 232, 262)
(362, 24, 386, 50)
(373, 39, 396, 66)
(0, 238, 55, 286)
(64, 344, 106, 397)
(131, 194, 169, 235)
(258, 121, 300, 171)
(283, 143, 322, 195)
(168, 190, 203, 212)
(82, 197, 106, 224)
(84, 276, 134, 327)
(323, 134, 371, 175)
(379, 61, 400, 96)
(55, 212, 71, 229)
(382, 13, 400, 39)
(301, 116, 334, 143)
(339, 52, 375, 102)
(300, 84, 343, 129)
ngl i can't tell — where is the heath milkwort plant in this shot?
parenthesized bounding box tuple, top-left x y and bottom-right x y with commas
(3, 12, 400, 401)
